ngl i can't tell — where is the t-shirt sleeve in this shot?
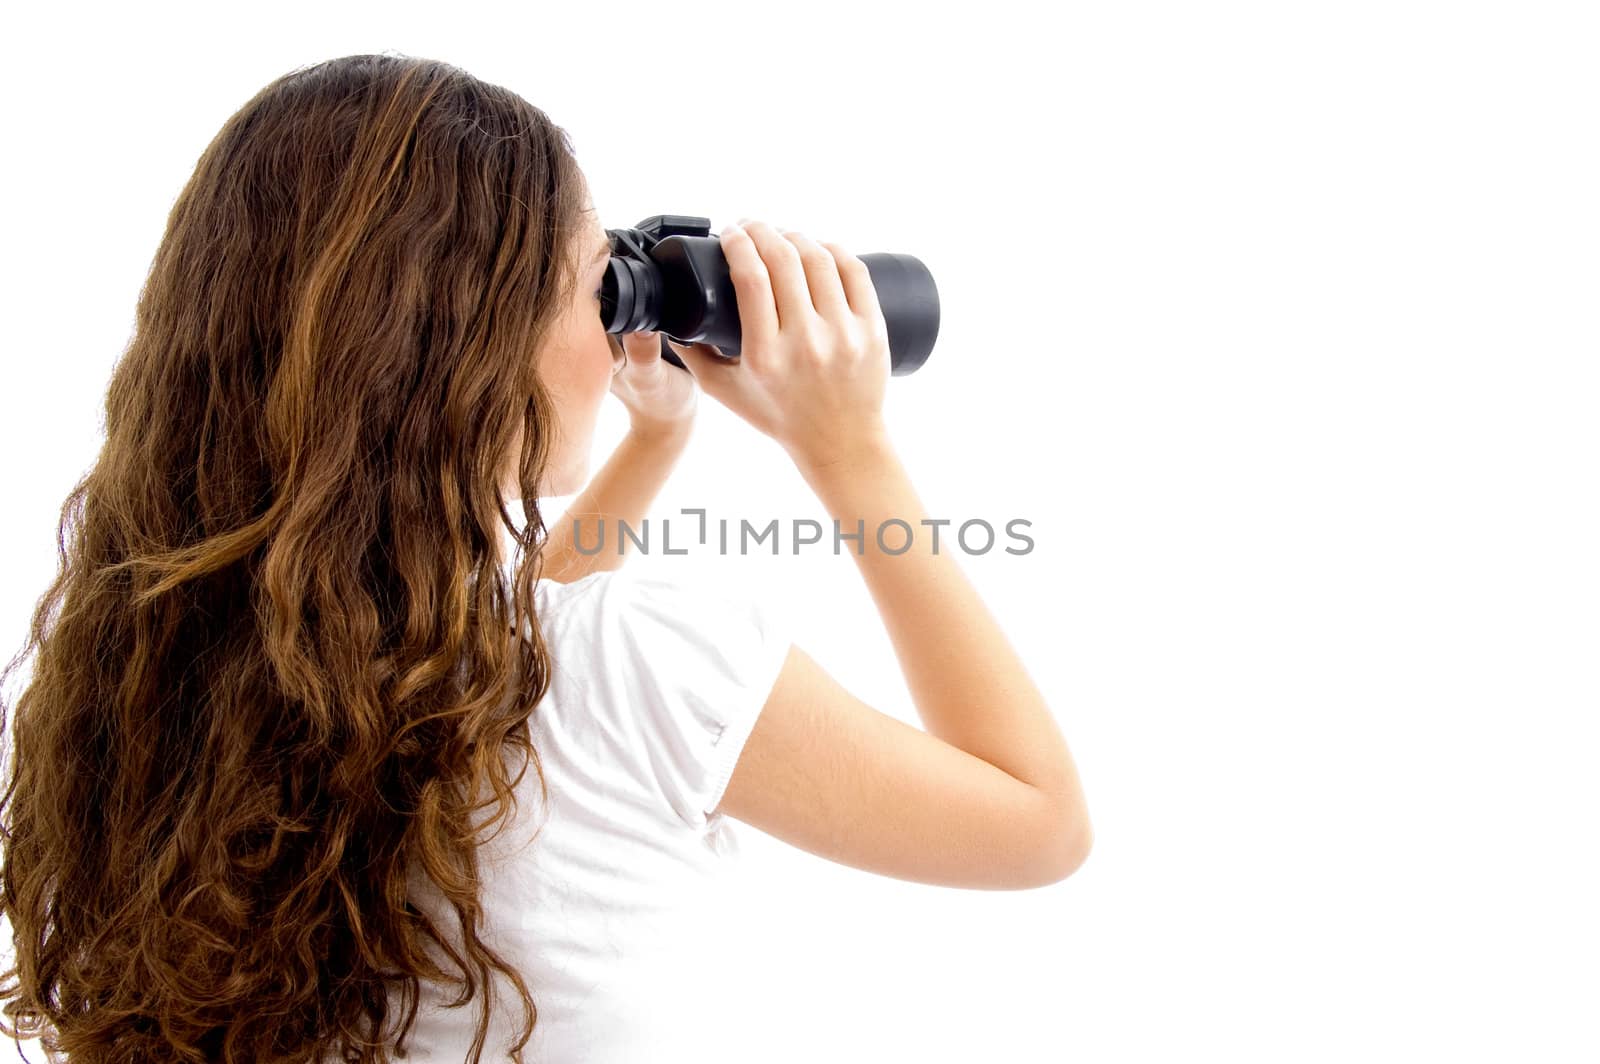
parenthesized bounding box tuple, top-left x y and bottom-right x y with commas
(597, 568, 793, 832)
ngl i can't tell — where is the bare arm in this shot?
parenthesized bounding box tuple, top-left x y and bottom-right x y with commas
(679, 218, 1091, 887)
(540, 421, 692, 583)
(717, 434, 1093, 888)
(793, 433, 1092, 862)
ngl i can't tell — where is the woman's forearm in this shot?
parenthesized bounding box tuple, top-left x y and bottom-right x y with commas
(540, 422, 693, 582)
(795, 435, 1090, 832)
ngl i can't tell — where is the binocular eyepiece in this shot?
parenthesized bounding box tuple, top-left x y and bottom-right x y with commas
(599, 215, 939, 376)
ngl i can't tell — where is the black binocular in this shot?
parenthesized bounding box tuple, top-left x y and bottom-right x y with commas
(600, 215, 940, 376)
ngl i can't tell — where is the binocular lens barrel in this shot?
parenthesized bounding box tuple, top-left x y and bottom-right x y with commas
(599, 218, 939, 377)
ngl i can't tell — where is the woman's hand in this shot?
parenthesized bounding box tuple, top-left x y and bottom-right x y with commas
(666, 220, 891, 474)
(608, 328, 698, 436)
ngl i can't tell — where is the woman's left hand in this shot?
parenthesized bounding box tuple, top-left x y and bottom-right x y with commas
(609, 329, 698, 434)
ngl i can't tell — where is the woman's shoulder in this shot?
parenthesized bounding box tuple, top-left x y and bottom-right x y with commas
(530, 566, 792, 833)
(534, 565, 736, 607)
(530, 566, 693, 636)
(533, 566, 623, 600)
(534, 565, 786, 661)
(532, 565, 673, 613)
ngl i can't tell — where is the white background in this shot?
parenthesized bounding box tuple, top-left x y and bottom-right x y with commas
(2, 2, 1596, 1061)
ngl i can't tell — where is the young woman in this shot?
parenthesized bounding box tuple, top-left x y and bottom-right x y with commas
(0, 53, 1091, 1063)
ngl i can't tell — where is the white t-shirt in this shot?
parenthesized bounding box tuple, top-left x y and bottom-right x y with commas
(386, 567, 793, 1062)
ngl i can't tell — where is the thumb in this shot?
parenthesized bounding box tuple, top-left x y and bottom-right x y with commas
(623, 328, 663, 365)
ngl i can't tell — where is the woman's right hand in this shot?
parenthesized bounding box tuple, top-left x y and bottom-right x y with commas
(667, 218, 893, 475)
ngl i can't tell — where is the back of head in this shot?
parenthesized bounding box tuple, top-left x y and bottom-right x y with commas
(0, 52, 585, 1063)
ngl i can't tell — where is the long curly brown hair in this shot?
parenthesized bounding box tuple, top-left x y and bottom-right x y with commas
(0, 53, 590, 1062)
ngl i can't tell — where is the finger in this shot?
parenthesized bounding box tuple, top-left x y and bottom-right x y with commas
(780, 230, 851, 326)
(819, 241, 885, 329)
(625, 329, 662, 365)
(719, 224, 778, 362)
(736, 219, 816, 334)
